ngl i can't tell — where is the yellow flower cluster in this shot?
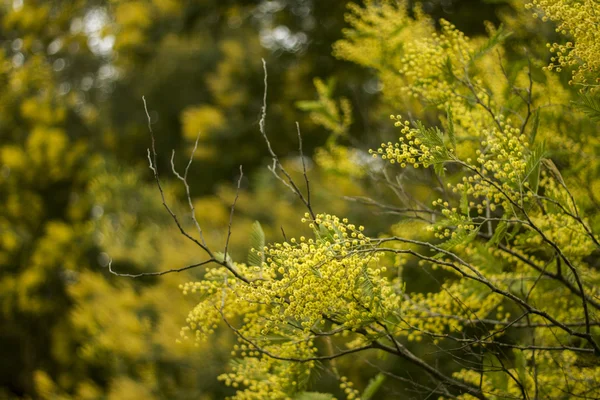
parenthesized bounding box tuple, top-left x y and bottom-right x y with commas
(170, 2, 600, 397)
(333, 1, 434, 74)
(527, 0, 600, 88)
(315, 144, 367, 178)
(429, 199, 477, 239)
(369, 115, 436, 169)
(400, 281, 504, 340)
(246, 213, 398, 332)
(376, 114, 533, 221)
(479, 120, 529, 180)
(218, 342, 316, 400)
(445, 117, 533, 218)
(455, 350, 600, 399)
(339, 376, 360, 400)
(397, 18, 496, 139)
(518, 173, 597, 259)
(399, 19, 471, 103)
(179, 214, 401, 399)
(179, 266, 246, 342)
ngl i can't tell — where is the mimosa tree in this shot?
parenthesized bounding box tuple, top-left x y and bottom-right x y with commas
(117, 1, 600, 398)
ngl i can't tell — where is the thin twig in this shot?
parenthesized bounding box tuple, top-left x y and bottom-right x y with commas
(224, 165, 243, 259)
(170, 131, 207, 246)
(108, 258, 214, 278)
(296, 121, 312, 211)
(141, 97, 250, 284)
(258, 59, 316, 220)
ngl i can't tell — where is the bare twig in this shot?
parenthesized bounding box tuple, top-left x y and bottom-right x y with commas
(220, 307, 373, 363)
(140, 97, 250, 284)
(296, 121, 312, 212)
(259, 59, 316, 220)
(142, 97, 210, 254)
(108, 258, 214, 278)
(224, 166, 243, 259)
(170, 131, 206, 246)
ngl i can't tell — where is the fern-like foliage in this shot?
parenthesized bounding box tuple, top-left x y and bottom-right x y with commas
(522, 142, 546, 194)
(469, 25, 512, 64)
(572, 93, 600, 123)
(361, 373, 386, 400)
(247, 221, 265, 267)
(293, 392, 335, 400)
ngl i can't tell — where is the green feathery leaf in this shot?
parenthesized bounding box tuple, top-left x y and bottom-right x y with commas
(443, 56, 457, 83)
(572, 93, 600, 123)
(529, 109, 540, 145)
(214, 252, 232, 264)
(470, 25, 512, 64)
(446, 105, 456, 150)
(247, 221, 265, 267)
(435, 226, 480, 257)
(460, 189, 470, 216)
(523, 142, 546, 194)
(296, 100, 325, 112)
(357, 263, 376, 299)
(488, 220, 508, 246)
(293, 392, 335, 400)
(433, 162, 446, 176)
(361, 373, 386, 400)
(416, 122, 444, 148)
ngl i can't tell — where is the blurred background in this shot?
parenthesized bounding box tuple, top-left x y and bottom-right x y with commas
(0, 0, 513, 398)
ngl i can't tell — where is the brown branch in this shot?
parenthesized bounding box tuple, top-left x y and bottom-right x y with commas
(224, 165, 243, 259)
(108, 259, 214, 278)
(491, 241, 600, 311)
(141, 97, 250, 284)
(259, 59, 316, 220)
(457, 160, 598, 349)
(220, 309, 373, 363)
(371, 341, 488, 400)
(369, 239, 600, 353)
(170, 131, 206, 246)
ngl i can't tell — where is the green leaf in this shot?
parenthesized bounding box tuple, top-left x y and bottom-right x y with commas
(388, 22, 408, 38)
(529, 109, 540, 145)
(361, 373, 386, 400)
(293, 392, 335, 400)
(414, 123, 452, 169)
(305, 360, 324, 389)
(357, 263, 375, 300)
(324, 77, 337, 95)
(572, 93, 600, 123)
(488, 220, 508, 246)
(542, 158, 566, 186)
(416, 122, 445, 149)
(247, 221, 265, 267)
(470, 25, 512, 64)
(506, 222, 522, 241)
(446, 106, 456, 150)
(443, 57, 457, 83)
(433, 162, 446, 176)
(435, 226, 480, 257)
(523, 142, 546, 194)
(214, 252, 232, 263)
(296, 100, 325, 112)
(310, 265, 323, 279)
(460, 189, 470, 216)
(317, 224, 336, 244)
(261, 333, 292, 343)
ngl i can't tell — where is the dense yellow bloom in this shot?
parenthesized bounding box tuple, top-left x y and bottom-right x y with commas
(180, 214, 400, 398)
(527, 0, 600, 88)
(168, 1, 600, 398)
